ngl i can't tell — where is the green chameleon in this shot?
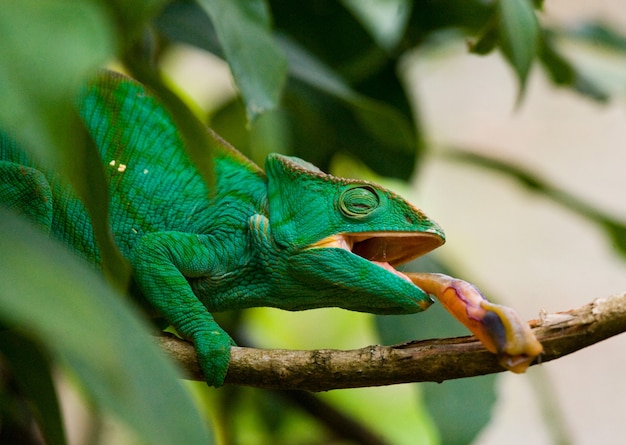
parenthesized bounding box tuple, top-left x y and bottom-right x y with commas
(0, 72, 540, 387)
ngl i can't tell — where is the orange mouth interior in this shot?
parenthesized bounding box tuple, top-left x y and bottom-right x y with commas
(311, 232, 444, 281)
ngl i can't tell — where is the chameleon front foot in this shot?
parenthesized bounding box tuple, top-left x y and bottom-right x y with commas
(191, 329, 234, 387)
(406, 272, 543, 373)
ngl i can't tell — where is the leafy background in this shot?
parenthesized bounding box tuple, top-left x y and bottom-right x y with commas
(1, 0, 626, 444)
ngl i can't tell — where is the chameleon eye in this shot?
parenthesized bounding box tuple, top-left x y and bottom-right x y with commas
(339, 185, 380, 219)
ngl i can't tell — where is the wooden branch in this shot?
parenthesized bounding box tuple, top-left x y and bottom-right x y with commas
(158, 292, 626, 391)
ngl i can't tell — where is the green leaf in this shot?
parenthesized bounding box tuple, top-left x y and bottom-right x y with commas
(539, 34, 609, 102)
(468, 16, 499, 56)
(0, 0, 113, 171)
(497, 0, 540, 89)
(0, 209, 213, 445)
(422, 375, 497, 445)
(101, 0, 172, 46)
(600, 219, 626, 257)
(197, 0, 287, 121)
(157, 2, 420, 179)
(270, 0, 381, 75)
(445, 149, 626, 258)
(0, 0, 131, 287)
(0, 332, 67, 445)
(341, 0, 412, 51)
(405, 0, 493, 45)
(281, 36, 417, 174)
(157, 1, 222, 54)
(533, 0, 545, 9)
(571, 22, 626, 52)
(210, 37, 420, 179)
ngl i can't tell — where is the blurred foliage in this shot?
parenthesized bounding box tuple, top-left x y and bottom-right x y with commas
(0, 210, 212, 445)
(1, 0, 626, 444)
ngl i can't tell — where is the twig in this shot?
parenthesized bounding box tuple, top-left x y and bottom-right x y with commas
(158, 292, 626, 391)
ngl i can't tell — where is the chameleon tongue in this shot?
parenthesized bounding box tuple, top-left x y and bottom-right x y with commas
(371, 261, 412, 283)
(406, 272, 543, 373)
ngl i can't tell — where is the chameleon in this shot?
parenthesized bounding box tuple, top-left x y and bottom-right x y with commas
(0, 71, 541, 386)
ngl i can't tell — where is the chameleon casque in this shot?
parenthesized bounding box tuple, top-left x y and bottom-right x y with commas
(0, 71, 541, 387)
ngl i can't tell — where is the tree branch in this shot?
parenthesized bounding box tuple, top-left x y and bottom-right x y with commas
(158, 292, 626, 391)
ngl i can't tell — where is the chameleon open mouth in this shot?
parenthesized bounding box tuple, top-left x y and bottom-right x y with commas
(311, 232, 445, 280)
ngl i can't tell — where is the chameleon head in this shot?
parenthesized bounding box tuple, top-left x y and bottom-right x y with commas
(263, 154, 445, 313)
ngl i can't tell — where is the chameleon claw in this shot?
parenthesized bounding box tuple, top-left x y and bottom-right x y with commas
(406, 272, 543, 373)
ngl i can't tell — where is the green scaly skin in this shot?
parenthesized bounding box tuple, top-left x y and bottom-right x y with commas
(0, 72, 445, 386)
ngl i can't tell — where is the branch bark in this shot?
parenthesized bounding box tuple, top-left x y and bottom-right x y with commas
(158, 292, 626, 391)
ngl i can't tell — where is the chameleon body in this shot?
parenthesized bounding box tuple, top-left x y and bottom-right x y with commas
(0, 72, 541, 386)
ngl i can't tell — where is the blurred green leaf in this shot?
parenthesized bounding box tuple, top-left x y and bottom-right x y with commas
(570, 22, 626, 52)
(422, 376, 497, 445)
(209, 99, 251, 148)
(0, 332, 67, 445)
(446, 149, 626, 257)
(497, 0, 540, 90)
(341, 0, 412, 51)
(157, 0, 222, 54)
(601, 220, 626, 258)
(527, 368, 573, 445)
(282, 36, 418, 178)
(0, 209, 213, 445)
(102, 0, 171, 46)
(0, 0, 130, 286)
(197, 0, 287, 122)
(281, 33, 409, 144)
(270, 0, 379, 75)
(0, 0, 112, 171)
(210, 37, 420, 179)
(156, 1, 420, 178)
(269, 0, 417, 154)
(404, 0, 493, 46)
(551, 22, 626, 98)
(539, 32, 609, 101)
(209, 98, 291, 168)
(468, 16, 499, 56)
